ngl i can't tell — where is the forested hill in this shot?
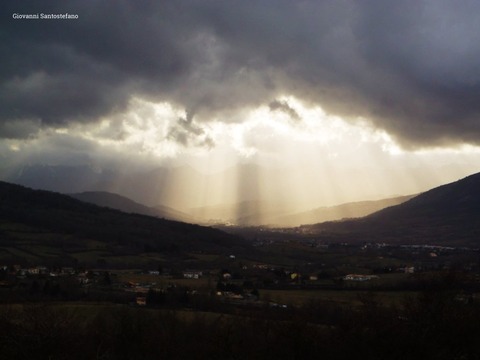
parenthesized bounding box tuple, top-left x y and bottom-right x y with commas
(306, 172, 480, 246)
(69, 191, 195, 223)
(0, 181, 246, 264)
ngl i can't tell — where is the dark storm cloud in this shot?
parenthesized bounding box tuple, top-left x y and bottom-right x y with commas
(167, 113, 215, 149)
(0, 119, 40, 139)
(269, 100, 301, 122)
(1, 0, 480, 147)
(0, 0, 191, 136)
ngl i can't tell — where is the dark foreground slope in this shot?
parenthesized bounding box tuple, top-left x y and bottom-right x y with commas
(70, 191, 195, 223)
(308, 172, 480, 246)
(0, 181, 246, 266)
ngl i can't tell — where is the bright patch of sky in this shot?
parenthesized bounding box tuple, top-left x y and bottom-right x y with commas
(1, 92, 479, 210)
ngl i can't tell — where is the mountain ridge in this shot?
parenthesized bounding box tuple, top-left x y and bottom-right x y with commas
(306, 172, 480, 246)
(6, 163, 459, 211)
(273, 195, 415, 227)
(70, 191, 195, 223)
(0, 181, 247, 267)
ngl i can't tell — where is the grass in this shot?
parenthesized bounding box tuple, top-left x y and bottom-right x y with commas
(0, 301, 229, 325)
(187, 253, 222, 262)
(20, 245, 64, 256)
(70, 250, 111, 262)
(260, 288, 417, 308)
(0, 247, 40, 261)
(115, 272, 214, 289)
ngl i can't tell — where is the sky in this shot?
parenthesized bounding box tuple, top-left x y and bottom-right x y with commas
(1, 0, 480, 211)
